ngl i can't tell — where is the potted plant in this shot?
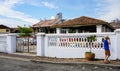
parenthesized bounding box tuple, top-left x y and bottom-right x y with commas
(85, 35, 96, 61)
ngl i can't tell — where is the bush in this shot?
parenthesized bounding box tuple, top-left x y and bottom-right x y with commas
(18, 26, 33, 37)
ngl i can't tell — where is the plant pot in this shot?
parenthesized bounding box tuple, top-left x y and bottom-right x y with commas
(85, 52, 95, 61)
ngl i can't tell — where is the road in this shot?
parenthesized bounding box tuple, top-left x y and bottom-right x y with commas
(0, 58, 119, 71)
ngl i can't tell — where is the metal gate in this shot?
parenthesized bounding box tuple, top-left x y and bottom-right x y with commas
(16, 36, 37, 54)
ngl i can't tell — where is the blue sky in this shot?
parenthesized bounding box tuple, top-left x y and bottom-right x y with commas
(0, 0, 120, 27)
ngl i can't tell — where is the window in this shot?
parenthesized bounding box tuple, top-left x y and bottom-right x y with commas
(60, 29, 66, 33)
(6, 29, 9, 32)
(69, 29, 76, 33)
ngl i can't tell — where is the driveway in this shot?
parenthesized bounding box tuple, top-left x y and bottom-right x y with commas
(0, 58, 120, 71)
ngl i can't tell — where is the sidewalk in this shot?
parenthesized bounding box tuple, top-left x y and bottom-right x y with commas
(0, 52, 34, 61)
(0, 52, 120, 67)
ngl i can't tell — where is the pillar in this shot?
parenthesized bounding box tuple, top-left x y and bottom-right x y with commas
(115, 29, 120, 59)
(56, 28, 61, 34)
(7, 34, 17, 53)
(36, 33, 45, 56)
(96, 25, 102, 33)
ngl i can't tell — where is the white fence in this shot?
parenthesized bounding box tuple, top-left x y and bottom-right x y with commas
(0, 34, 16, 53)
(0, 34, 7, 52)
(0, 29, 120, 60)
(36, 29, 120, 60)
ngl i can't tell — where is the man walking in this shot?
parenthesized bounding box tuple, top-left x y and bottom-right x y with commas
(103, 35, 111, 63)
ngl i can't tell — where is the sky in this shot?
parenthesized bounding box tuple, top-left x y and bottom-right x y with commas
(0, 0, 120, 28)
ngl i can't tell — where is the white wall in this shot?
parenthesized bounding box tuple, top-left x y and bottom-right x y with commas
(96, 25, 102, 33)
(44, 47, 105, 59)
(7, 34, 16, 53)
(37, 31, 120, 60)
(1, 30, 120, 60)
(0, 34, 7, 52)
(0, 34, 16, 53)
(115, 29, 120, 59)
(56, 28, 61, 34)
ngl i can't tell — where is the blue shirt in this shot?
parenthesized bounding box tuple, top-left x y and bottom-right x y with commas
(104, 39, 110, 50)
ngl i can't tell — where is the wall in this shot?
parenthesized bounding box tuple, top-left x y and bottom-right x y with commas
(0, 34, 16, 53)
(96, 25, 102, 33)
(115, 29, 120, 59)
(0, 34, 7, 52)
(0, 29, 6, 33)
(0, 30, 120, 60)
(37, 29, 120, 60)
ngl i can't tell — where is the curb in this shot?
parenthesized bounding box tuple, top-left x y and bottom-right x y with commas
(30, 59, 120, 68)
(0, 55, 30, 61)
(0, 53, 120, 68)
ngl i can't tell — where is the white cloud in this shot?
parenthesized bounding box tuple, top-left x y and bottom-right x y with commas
(23, 0, 58, 9)
(96, 0, 120, 22)
(0, 0, 39, 27)
(0, 0, 58, 27)
(0, 18, 30, 28)
(50, 16, 55, 19)
(2, 0, 21, 8)
(41, 2, 58, 9)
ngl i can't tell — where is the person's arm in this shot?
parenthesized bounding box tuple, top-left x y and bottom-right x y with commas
(107, 39, 111, 44)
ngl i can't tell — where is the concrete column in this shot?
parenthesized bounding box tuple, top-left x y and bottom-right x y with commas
(76, 29, 79, 33)
(36, 33, 45, 56)
(7, 34, 17, 53)
(66, 29, 69, 34)
(96, 25, 102, 33)
(56, 28, 61, 34)
(115, 29, 120, 59)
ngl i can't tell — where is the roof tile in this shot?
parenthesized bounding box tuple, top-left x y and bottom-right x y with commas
(52, 16, 108, 27)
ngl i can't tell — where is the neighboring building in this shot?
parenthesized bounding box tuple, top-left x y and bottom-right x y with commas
(32, 13, 65, 34)
(52, 16, 114, 34)
(10, 27, 20, 33)
(0, 24, 11, 33)
(0, 24, 20, 33)
(110, 21, 120, 29)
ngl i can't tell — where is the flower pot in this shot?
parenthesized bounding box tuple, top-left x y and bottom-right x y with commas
(85, 52, 95, 61)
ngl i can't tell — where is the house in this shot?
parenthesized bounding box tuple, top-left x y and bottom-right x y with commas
(32, 13, 65, 34)
(110, 20, 120, 29)
(51, 16, 115, 34)
(10, 27, 20, 33)
(0, 24, 20, 33)
(0, 24, 11, 33)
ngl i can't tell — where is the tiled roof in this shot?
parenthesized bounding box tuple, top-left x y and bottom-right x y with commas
(33, 19, 60, 27)
(52, 16, 108, 28)
(110, 22, 120, 29)
(0, 24, 10, 29)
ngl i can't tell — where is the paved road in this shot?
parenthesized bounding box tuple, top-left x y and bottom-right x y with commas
(0, 58, 120, 71)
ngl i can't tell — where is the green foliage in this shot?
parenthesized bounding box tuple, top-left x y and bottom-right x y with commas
(87, 35, 96, 42)
(18, 26, 33, 37)
(69, 29, 76, 33)
(85, 52, 95, 54)
(86, 35, 96, 53)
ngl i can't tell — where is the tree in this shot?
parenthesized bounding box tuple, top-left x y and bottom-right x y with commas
(18, 26, 34, 52)
(18, 26, 33, 37)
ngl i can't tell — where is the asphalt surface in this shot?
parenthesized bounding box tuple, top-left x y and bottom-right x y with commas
(0, 57, 120, 71)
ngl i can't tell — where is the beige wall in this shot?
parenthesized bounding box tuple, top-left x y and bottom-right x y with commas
(0, 29, 10, 33)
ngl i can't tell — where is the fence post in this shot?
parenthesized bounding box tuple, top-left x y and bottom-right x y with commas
(7, 34, 17, 53)
(36, 33, 45, 56)
(115, 29, 120, 59)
